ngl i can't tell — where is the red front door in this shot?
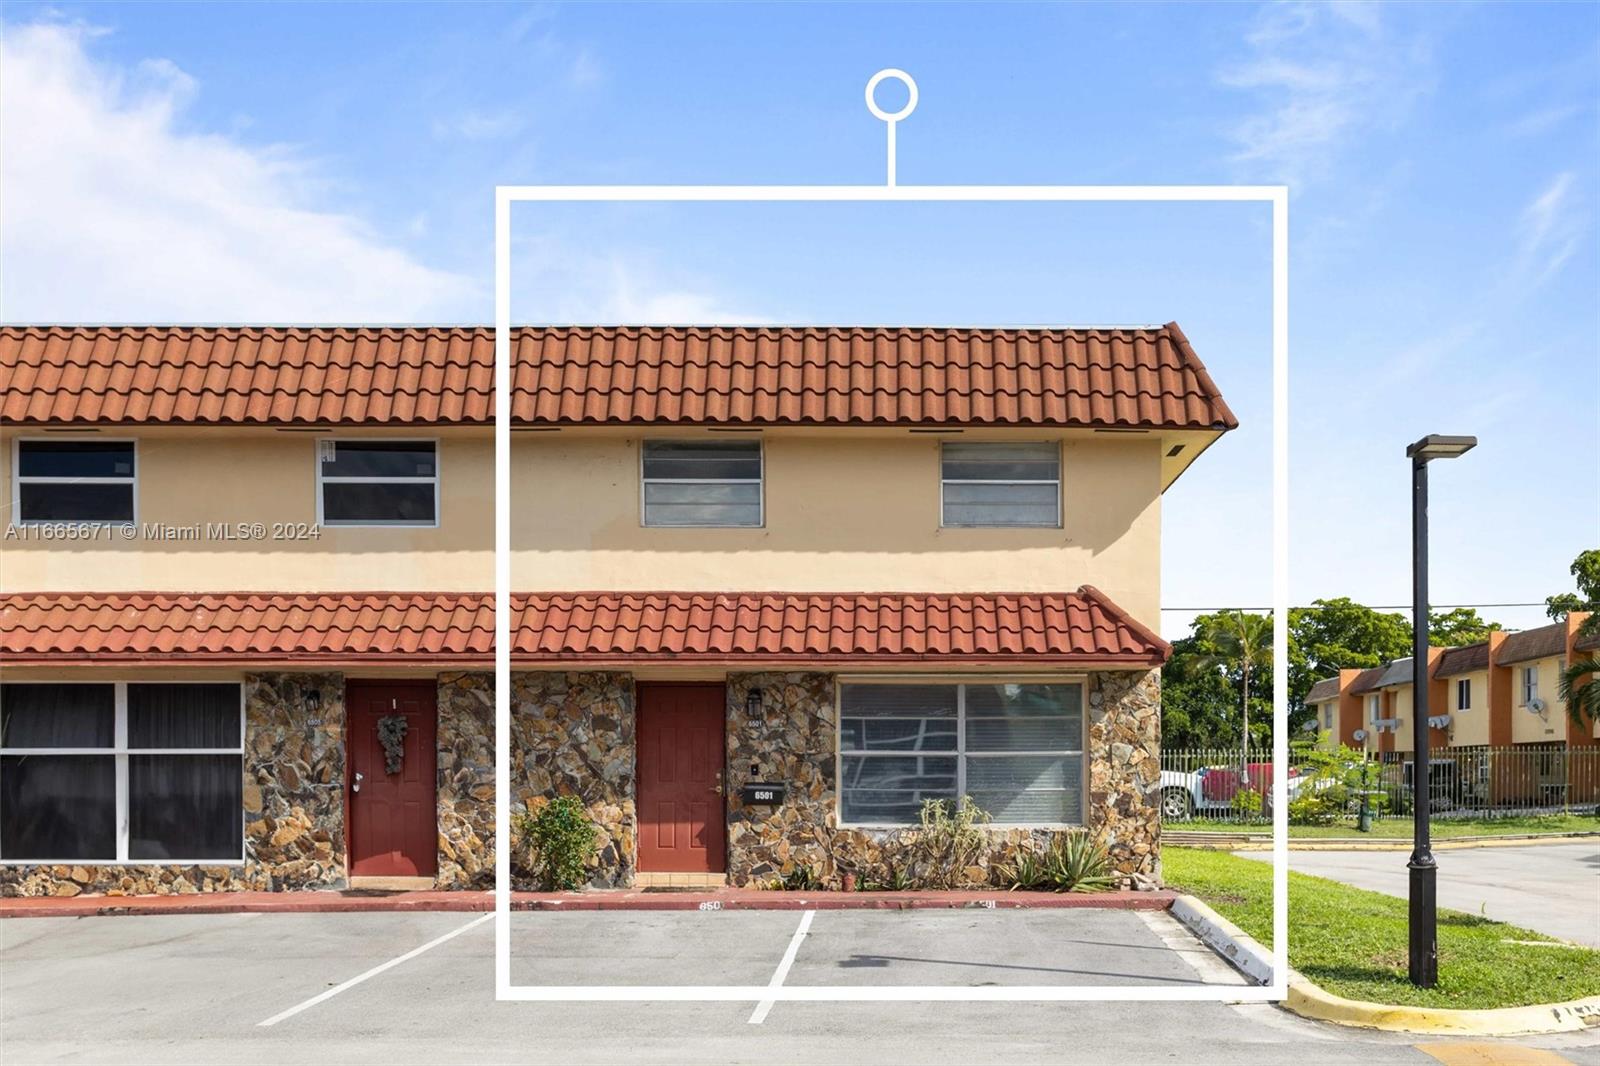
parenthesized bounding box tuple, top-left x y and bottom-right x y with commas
(347, 681, 437, 878)
(636, 683, 726, 873)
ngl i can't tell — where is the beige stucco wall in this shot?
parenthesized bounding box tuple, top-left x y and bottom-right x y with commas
(1447, 671, 1489, 747)
(3, 427, 1165, 627)
(2, 428, 493, 592)
(512, 430, 1163, 629)
(1510, 656, 1566, 745)
(1390, 686, 1414, 753)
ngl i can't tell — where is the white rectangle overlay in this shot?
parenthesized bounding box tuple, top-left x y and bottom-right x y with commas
(494, 182, 1289, 1003)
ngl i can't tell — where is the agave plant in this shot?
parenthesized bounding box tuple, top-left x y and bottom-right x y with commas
(1041, 831, 1114, 893)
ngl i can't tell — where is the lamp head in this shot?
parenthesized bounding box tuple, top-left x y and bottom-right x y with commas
(1406, 434, 1477, 463)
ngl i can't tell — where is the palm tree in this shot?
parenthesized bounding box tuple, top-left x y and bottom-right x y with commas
(1559, 657, 1598, 729)
(1197, 611, 1274, 801)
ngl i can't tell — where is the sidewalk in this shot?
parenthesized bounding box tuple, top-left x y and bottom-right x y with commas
(0, 887, 1176, 919)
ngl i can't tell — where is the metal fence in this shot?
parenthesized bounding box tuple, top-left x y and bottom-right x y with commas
(1159, 745, 1600, 824)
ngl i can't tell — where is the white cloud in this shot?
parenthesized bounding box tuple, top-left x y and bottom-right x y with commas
(431, 109, 524, 141)
(512, 235, 774, 325)
(1514, 171, 1583, 288)
(0, 20, 477, 323)
(1217, 2, 1432, 188)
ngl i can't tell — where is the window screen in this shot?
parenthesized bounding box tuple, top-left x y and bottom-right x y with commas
(940, 442, 1060, 527)
(318, 440, 437, 525)
(839, 681, 1083, 826)
(641, 440, 762, 527)
(15, 441, 136, 522)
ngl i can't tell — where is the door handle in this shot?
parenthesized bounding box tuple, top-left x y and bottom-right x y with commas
(353, 771, 364, 794)
(709, 771, 724, 796)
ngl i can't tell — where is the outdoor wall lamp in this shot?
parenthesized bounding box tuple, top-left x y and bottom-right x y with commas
(303, 690, 321, 715)
(745, 687, 765, 720)
(1406, 431, 1477, 989)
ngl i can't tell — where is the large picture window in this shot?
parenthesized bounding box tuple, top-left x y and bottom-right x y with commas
(0, 683, 243, 863)
(641, 439, 763, 527)
(13, 439, 137, 523)
(318, 440, 438, 526)
(838, 680, 1084, 826)
(940, 442, 1061, 528)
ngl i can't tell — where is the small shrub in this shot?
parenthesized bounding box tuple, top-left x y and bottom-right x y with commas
(514, 796, 598, 891)
(906, 796, 992, 889)
(1287, 789, 1341, 826)
(779, 864, 821, 891)
(996, 831, 1112, 893)
(1232, 787, 1264, 818)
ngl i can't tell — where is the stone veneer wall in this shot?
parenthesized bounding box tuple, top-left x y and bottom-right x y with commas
(511, 671, 636, 888)
(436, 672, 496, 889)
(0, 671, 348, 897)
(724, 670, 1161, 889)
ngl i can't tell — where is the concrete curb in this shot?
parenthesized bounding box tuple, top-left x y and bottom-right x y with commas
(0, 887, 1177, 919)
(1168, 831, 1599, 852)
(1167, 893, 1274, 985)
(1284, 974, 1600, 1036)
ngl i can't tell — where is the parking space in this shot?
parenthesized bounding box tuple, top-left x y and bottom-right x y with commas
(7, 906, 1595, 1064)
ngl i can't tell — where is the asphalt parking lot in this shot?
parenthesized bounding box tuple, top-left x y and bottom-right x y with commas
(4, 907, 1599, 1064)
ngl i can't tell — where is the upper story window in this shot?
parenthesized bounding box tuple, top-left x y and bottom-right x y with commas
(0, 682, 243, 863)
(1367, 695, 1381, 722)
(1322, 704, 1334, 729)
(641, 440, 762, 527)
(1456, 678, 1471, 711)
(14, 440, 136, 523)
(317, 440, 438, 527)
(940, 442, 1061, 528)
(1520, 665, 1539, 705)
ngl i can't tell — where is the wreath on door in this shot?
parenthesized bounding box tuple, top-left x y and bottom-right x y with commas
(376, 715, 409, 774)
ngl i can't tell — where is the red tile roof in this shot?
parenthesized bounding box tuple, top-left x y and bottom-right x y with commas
(0, 324, 1236, 431)
(0, 589, 1167, 667)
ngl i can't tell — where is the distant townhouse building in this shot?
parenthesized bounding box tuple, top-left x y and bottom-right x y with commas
(0, 323, 1236, 896)
(1305, 614, 1598, 806)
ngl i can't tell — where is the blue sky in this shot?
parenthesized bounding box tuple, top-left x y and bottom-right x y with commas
(2, 2, 1595, 637)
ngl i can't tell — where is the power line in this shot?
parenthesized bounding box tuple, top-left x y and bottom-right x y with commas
(1161, 601, 1549, 612)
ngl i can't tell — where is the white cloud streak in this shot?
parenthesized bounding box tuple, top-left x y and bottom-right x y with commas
(1, 20, 477, 323)
(1217, 2, 1433, 188)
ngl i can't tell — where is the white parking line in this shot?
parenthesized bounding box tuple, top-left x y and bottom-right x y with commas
(747, 910, 814, 1025)
(256, 912, 493, 1027)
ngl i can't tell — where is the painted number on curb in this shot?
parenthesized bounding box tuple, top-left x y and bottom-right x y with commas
(699, 901, 723, 912)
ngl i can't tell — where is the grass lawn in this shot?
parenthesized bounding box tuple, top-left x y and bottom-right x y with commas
(1163, 846, 1600, 1010)
(1172, 813, 1599, 838)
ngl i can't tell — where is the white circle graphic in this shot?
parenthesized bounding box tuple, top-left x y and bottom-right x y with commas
(864, 68, 918, 123)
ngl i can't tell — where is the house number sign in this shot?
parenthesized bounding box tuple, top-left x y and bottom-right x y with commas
(740, 783, 787, 806)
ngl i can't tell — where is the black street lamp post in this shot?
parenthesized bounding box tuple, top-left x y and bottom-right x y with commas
(1404, 433, 1477, 989)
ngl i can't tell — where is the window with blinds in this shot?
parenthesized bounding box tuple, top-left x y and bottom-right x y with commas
(838, 680, 1084, 826)
(641, 440, 763, 527)
(939, 442, 1061, 527)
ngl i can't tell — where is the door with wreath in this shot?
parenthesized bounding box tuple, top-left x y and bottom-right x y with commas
(346, 680, 437, 879)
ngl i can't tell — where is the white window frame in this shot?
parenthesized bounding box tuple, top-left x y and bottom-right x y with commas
(639, 437, 765, 529)
(315, 437, 441, 529)
(11, 436, 139, 527)
(1322, 704, 1334, 729)
(1368, 694, 1381, 723)
(834, 674, 1087, 830)
(0, 680, 246, 866)
(938, 440, 1063, 529)
(1521, 665, 1539, 705)
(1456, 678, 1471, 712)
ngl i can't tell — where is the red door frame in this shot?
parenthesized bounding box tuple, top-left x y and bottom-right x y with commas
(344, 679, 438, 878)
(634, 681, 728, 874)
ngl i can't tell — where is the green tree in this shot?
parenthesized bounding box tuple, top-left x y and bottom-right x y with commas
(1549, 549, 1600, 728)
(1545, 548, 1600, 622)
(1427, 607, 1502, 647)
(1288, 598, 1411, 730)
(1194, 611, 1274, 785)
